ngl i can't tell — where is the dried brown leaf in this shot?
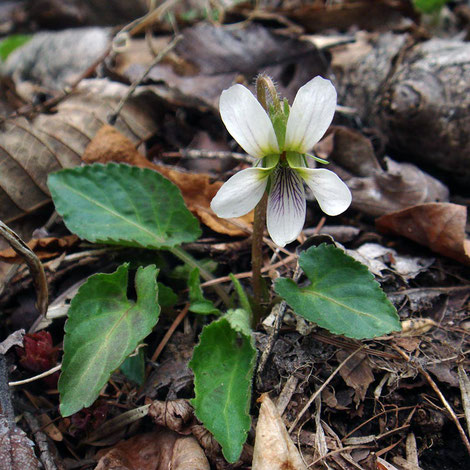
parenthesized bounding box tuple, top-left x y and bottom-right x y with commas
(318, 127, 449, 217)
(0, 416, 40, 470)
(336, 351, 374, 406)
(283, 0, 415, 33)
(376, 203, 470, 265)
(0, 235, 78, 263)
(115, 23, 327, 110)
(0, 80, 159, 224)
(95, 430, 209, 470)
(252, 394, 308, 470)
(82, 125, 251, 236)
(148, 399, 194, 434)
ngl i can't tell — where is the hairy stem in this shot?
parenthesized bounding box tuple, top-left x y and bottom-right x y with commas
(251, 192, 268, 326)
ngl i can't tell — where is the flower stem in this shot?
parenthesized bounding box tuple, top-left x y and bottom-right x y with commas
(251, 191, 267, 327)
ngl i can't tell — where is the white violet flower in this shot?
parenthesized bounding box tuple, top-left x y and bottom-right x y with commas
(210, 76, 352, 247)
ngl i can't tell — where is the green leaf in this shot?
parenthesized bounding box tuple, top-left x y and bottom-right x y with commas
(158, 282, 178, 308)
(188, 268, 220, 315)
(59, 263, 160, 416)
(120, 349, 145, 386)
(412, 0, 447, 14)
(275, 244, 401, 339)
(48, 163, 201, 249)
(225, 308, 252, 337)
(0, 34, 32, 61)
(189, 312, 256, 463)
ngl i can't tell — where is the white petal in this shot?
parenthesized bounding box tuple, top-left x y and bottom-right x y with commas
(267, 166, 306, 247)
(211, 168, 270, 218)
(219, 84, 279, 158)
(297, 168, 351, 216)
(285, 76, 337, 153)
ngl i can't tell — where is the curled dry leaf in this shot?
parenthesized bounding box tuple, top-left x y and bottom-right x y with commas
(0, 416, 40, 470)
(0, 79, 159, 224)
(82, 125, 251, 236)
(148, 399, 194, 434)
(376, 203, 470, 266)
(0, 235, 79, 263)
(252, 394, 308, 470)
(315, 127, 449, 217)
(95, 430, 209, 470)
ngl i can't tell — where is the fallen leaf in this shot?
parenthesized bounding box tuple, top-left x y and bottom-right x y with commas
(336, 350, 374, 406)
(148, 399, 194, 434)
(0, 415, 40, 470)
(82, 125, 251, 236)
(252, 394, 308, 470)
(115, 23, 327, 110)
(0, 235, 78, 263)
(282, 0, 415, 33)
(95, 430, 209, 470)
(376, 203, 470, 265)
(0, 329, 25, 354)
(316, 127, 449, 217)
(0, 79, 159, 224)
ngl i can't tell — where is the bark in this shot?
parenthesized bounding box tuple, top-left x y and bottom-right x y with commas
(333, 33, 470, 185)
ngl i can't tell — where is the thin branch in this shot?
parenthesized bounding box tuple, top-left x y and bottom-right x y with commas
(288, 346, 365, 433)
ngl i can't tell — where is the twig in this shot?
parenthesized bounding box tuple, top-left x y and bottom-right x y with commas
(23, 411, 60, 470)
(0, 355, 15, 425)
(9, 364, 62, 387)
(288, 346, 365, 433)
(342, 405, 418, 441)
(147, 303, 190, 375)
(418, 365, 470, 456)
(0, 220, 48, 325)
(256, 261, 302, 388)
(109, 34, 183, 125)
(9, 43, 112, 120)
(162, 149, 250, 163)
(200, 252, 298, 287)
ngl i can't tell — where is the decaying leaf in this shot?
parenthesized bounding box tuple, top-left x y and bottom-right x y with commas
(336, 350, 374, 406)
(283, 0, 415, 33)
(0, 329, 25, 354)
(0, 415, 40, 470)
(316, 127, 449, 217)
(3, 28, 110, 91)
(0, 79, 159, 223)
(95, 430, 209, 470)
(0, 235, 79, 263)
(115, 23, 327, 110)
(252, 394, 308, 470)
(400, 318, 438, 336)
(376, 203, 470, 265)
(148, 399, 194, 434)
(82, 125, 251, 236)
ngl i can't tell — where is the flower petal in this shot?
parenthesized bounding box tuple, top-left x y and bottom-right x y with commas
(211, 168, 270, 218)
(219, 84, 279, 158)
(297, 168, 351, 216)
(285, 76, 337, 153)
(267, 166, 306, 247)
